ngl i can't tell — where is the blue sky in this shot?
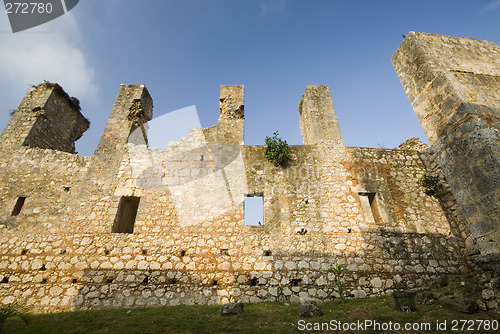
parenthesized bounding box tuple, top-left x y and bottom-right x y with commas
(0, 0, 499, 156)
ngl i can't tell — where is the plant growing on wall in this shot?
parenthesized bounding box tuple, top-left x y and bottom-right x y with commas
(419, 173, 443, 197)
(326, 265, 354, 301)
(220, 294, 235, 304)
(265, 131, 291, 167)
(275, 284, 287, 304)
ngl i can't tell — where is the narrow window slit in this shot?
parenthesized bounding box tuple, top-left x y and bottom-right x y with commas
(112, 196, 140, 233)
(11, 196, 26, 216)
(359, 192, 383, 224)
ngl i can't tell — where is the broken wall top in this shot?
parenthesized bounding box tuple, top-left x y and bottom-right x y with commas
(392, 32, 500, 144)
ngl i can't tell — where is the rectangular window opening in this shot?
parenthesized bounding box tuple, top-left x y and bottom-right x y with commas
(359, 192, 383, 224)
(244, 194, 263, 226)
(11, 196, 26, 216)
(112, 196, 140, 233)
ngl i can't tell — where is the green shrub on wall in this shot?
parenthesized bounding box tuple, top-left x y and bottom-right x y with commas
(419, 173, 443, 197)
(265, 131, 291, 167)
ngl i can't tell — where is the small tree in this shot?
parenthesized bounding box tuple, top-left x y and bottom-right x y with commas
(326, 265, 354, 301)
(265, 131, 291, 167)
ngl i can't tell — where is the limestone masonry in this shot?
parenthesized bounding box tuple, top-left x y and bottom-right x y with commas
(0, 32, 498, 312)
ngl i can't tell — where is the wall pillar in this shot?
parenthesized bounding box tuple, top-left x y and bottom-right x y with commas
(0, 83, 89, 154)
(217, 85, 244, 145)
(299, 85, 344, 147)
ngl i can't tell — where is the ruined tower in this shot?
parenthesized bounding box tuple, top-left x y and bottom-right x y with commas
(0, 83, 89, 154)
(392, 32, 500, 256)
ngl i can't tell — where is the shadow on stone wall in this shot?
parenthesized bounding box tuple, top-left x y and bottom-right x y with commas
(73, 268, 220, 310)
(70, 228, 467, 311)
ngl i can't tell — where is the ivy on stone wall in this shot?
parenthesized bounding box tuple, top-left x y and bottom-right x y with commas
(265, 131, 291, 167)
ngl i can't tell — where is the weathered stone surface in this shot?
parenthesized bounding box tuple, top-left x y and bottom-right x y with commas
(220, 302, 244, 316)
(393, 32, 500, 257)
(299, 300, 323, 317)
(439, 296, 479, 314)
(415, 290, 435, 305)
(398, 137, 428, 151)
(352, 289, 367, 299)
(0, 83, 89, 154)
(481, 289, 495, 300)
(433, 275, 448, 288)
(2, 32, 498, 313)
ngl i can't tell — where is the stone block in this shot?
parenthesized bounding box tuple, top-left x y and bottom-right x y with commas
(468, 221, 493, 239)
(439, 296, 479, 314)
(298, 300, 323, 317)
(220, 302, 244, 316)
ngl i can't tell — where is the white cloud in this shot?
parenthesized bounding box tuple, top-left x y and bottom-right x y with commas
(260, 0, 286, 16)
(0, 10, 97, 107)
(480, 0, 500, 13)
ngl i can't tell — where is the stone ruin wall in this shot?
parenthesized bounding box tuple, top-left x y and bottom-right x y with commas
(0, 83, 466, 313)
(1, 32, 498, 312)
(392, 32, 500, 257)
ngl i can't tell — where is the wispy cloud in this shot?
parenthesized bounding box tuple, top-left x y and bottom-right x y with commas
(260, 0, 286, 16)
(0, 11, 97, 108)
(480, 0, 500, 14)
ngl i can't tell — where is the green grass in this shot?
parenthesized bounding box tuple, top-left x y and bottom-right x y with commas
(3, 295, 499, 334)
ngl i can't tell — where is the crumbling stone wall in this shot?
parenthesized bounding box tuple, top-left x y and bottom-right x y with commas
(0, 83, 89, 154)
(0, 71, 476, 311)
(392, 32, 500, 256)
